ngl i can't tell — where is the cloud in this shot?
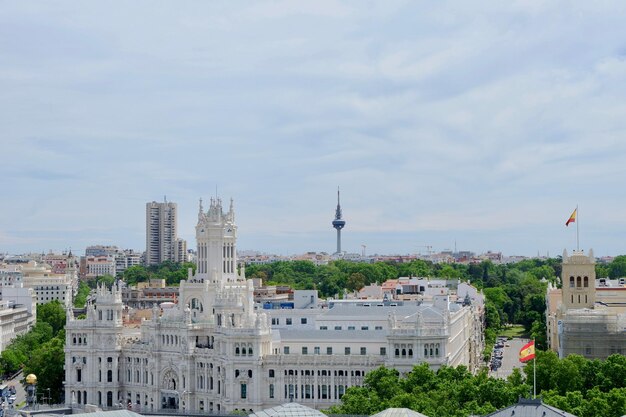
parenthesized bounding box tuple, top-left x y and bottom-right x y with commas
(2, 1, 626, 256)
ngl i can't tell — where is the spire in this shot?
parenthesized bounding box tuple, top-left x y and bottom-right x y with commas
(332, 187, 346, 254)
(335, 187, 342, 220)
(198, 198, 204, 219)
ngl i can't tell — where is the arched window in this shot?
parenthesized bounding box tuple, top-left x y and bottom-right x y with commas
(242, 347, 247, 356)
(424, 346, 428, 357)
(401, 348, 406, 357)
(435, 344, 440, 356)
(408, 348, 413, 357)
(430, 344, 434, 356)
(577, 276, 582, 288)
(570, 276, 575, 288)
(395, 348, 400, 357)
(584, 276, 589, 287)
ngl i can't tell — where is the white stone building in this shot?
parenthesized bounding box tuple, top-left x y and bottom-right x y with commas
(0, 298, 36, 352)
(64, 198, 484, 413)
(19, 260, 77, 306)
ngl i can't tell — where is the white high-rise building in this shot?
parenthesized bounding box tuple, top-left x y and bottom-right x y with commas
(146, 199, 184, 266)
(65, 198, 484, 413)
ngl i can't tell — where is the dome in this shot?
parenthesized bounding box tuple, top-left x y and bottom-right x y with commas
(25, 374, 37, 384)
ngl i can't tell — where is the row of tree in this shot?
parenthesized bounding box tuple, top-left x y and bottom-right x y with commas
(0, 300, 66, 403)
(327, 352, 626, 417)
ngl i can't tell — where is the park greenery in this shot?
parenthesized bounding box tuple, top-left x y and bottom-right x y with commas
(0, 300, 66, 403)
(327, 352, 626, 417)
(120, 260, 196, 286)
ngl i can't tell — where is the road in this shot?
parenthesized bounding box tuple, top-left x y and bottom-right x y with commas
(489, 337, 530, 379)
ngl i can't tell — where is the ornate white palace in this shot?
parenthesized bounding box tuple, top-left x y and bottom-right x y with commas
(64, 198, 484, 413)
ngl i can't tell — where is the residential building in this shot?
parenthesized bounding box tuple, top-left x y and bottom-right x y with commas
(64, 198, 484, 413)
(85, 256, 117, 279)
(146, 199, 185, 266)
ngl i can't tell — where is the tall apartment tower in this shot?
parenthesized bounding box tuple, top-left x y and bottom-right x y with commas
(145, 199, 179, 265)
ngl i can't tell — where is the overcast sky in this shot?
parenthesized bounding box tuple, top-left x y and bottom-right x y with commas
(2, 1, 626, 257)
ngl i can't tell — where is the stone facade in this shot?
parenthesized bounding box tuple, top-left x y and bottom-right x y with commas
(65, 198, 484, 413)
(546, 249, 626, 358)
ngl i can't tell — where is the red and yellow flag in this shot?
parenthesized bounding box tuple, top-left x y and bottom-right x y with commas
(519, 340, 535, 363)
(565, 208, 577, 227)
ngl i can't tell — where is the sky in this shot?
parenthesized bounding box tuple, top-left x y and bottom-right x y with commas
(2, 1, 626, 257)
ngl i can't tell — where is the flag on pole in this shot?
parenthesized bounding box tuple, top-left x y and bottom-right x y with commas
(565, 208, 577, 227)
(519, 340, 536, 363)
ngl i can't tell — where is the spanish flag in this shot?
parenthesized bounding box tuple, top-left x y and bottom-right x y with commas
(565, 208, 577, 227)
(519, 340, 535, 363)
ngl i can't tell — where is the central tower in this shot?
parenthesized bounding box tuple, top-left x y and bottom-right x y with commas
(332, 188, 346, 254)
(195, 197, 237, 283)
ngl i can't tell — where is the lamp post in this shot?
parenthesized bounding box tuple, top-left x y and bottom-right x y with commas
(47, 388, 51, 406)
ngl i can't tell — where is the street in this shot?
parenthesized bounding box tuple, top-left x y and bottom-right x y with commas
(489, 338, 530, 379)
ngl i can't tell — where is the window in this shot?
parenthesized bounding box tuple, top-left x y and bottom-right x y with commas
(360, 347, 366, 355)
(107, 357, 113, 363)
(320, 326, 328, 330)
(269, 384, 274, 399)
(284, 346, 290, 354)
(326, 347, 333, 355)
(107, 370, 113, 382)
(241, 383, 247, 399)
(375, 326, 383, 330)
(272, 318, 279, 325)
(569, 276, 575, 288)
(380, 347, 387, 356)
(334, 326, 342, 330)
(300, 318, 307, 324)
(76, 369, 82, 382)
(361, 326, 369, 330)
(584, 276, 589, 288)
(286, 318, 292, 325)
(314, 347, 320, 355)
(345, 347, 351, 355)
(348, 326, 355, 330)
(269, 369, 275, 378)
(302, 347, 308, 355)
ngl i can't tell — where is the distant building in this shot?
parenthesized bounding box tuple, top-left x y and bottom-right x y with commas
(18, 260, 77, 306)
(86, 245, 120, 257)
(121, 279, 179, 309)
(146, 199, 185, 266)
(0, 299, 35, 352)
(83, 256, 116, 278)
(546, 249, 626, 358)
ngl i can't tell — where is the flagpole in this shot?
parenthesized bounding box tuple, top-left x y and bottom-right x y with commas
(533, 339, 536, 399)
(576, 205, 579, 251)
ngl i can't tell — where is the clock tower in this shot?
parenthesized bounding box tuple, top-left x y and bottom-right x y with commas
(195, 197, 238, 284)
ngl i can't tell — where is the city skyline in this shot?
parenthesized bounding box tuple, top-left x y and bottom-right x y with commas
(2, 2, 626, 257)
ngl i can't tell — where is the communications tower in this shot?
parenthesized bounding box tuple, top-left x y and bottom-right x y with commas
(332, 188, 346, 254)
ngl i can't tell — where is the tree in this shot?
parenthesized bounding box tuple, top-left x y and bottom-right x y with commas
(346, 272, 366, 292)
(74, 281, 91, 308)
(37, 300, 66, 335)
(23, 336, 65, 403)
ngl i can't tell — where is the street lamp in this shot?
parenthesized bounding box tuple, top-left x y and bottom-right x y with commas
(47, 388, 51, 406)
